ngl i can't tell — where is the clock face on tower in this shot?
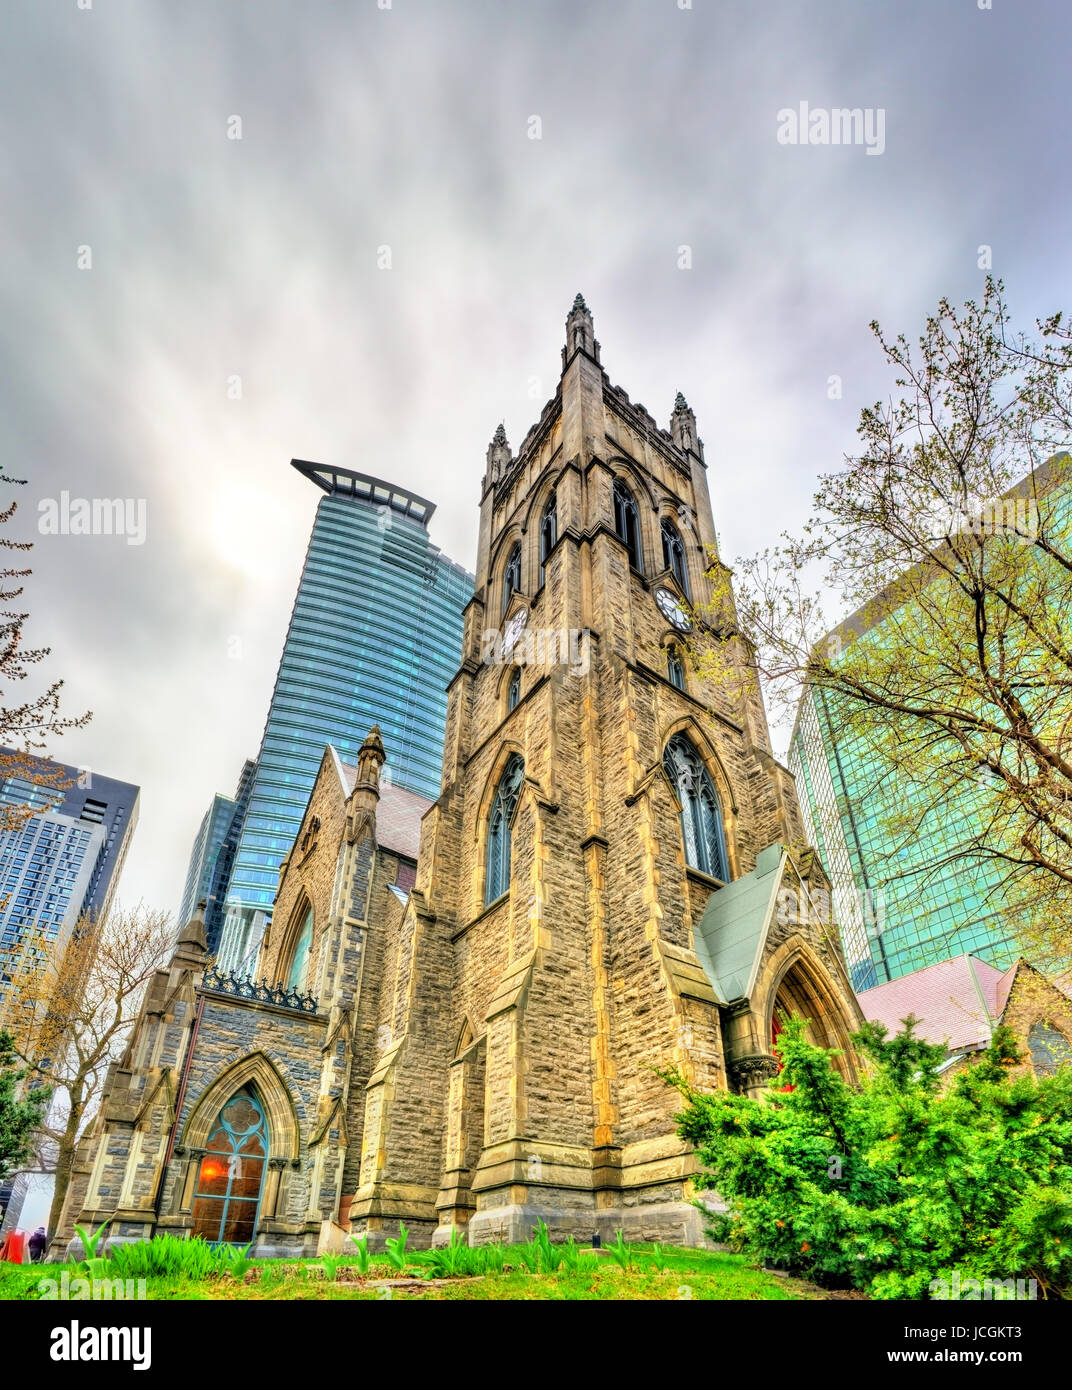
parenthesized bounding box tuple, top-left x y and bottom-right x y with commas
(655, 586, 692, 632)
(503, 607, 528, 653)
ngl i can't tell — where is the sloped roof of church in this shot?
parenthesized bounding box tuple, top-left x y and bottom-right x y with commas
(334, 753, 431, 860)
(855, 954, 1012, 1053)
(693, 844, 786, 1003)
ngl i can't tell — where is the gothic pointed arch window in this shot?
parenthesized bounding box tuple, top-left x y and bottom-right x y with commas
(485, 754, 524, 904)
(507, 667, 521, 713)
(284, 904, 313, 991)
(539, 492, 558, 586)
(502, 543, 523, 618)
(666, 644, 686, 692)
(191, 1087, 269, 1244)
(663, 733, 729, 882)
(661, 519, 690, 599)
(613, 479, 643, 572)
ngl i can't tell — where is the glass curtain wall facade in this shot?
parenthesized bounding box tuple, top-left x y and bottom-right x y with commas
(218, 463, 472, 971)
(791, 683, 1019, 984)
(203, 759, 257, 957)
(177, 793, 235, 932)
(789, 461, 1072, 986)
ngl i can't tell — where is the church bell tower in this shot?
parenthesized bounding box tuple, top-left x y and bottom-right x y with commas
(349, 295, 862, 1248)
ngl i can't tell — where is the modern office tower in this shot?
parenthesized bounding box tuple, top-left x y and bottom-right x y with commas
(216, 463, 472, 971)
(202, 759, 256, 957)
(177, 794, 236, 933)
(789, 651, 1019, 988)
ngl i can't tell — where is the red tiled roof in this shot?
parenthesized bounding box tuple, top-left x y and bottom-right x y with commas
(856, 954, 1007, 1053)
(337, 758, 431, 861)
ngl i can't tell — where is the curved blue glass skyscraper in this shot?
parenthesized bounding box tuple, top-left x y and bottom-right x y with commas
(217, 462, 472, 970)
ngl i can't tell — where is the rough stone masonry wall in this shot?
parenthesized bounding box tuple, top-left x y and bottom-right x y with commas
(514, 666, 596, 1150)
(341, 874, 402, 1197)
(994, 964, 1072, 1084)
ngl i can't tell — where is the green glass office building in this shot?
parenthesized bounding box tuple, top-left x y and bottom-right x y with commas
(218, 462, 472, 971)
(789, 683, 1018, 988)
(789, 461, 1072, 987)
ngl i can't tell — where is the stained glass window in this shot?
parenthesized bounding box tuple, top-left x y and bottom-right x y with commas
(663, 733, 729, 881)
(485, 754, 524, 904)
(191, 1088, 269, 1245)
(286, 905, 313, 990)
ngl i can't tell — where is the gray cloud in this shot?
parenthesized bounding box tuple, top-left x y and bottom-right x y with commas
(2, 0, 1070, 916)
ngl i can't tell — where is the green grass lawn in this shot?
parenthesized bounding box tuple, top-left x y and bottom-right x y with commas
(0, 1245, 817, 1301)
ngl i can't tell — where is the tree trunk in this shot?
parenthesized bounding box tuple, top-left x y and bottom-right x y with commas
(47, 1096, 84, 1236)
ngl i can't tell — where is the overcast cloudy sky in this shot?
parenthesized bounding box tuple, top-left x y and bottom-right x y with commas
(2, 0, 1069, 922)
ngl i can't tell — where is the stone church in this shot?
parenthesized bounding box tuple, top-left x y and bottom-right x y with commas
(55, 296, 865, 1256)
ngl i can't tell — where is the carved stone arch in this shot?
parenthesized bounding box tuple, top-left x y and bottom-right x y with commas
(473, 741, 527, 840)
(520, 461, 570, 537)
(761, 935, 858, 1082)
(605, 458, 663, 578)
(604, 455, 660, 513)
(659, 630, 689, 689)
(496, 660, 521, 698)
(180, 1050, 302, 1160)
(658, 715, 739, 878)
(656, 493, 691, 522)
(472, 743, 532, 908)
(488, 523, 527, 607)
(655, 506, 694, 599)
(659, 716, 736, 808)
(455, 1016, 479, 1057)
(497, 660, 524, 715)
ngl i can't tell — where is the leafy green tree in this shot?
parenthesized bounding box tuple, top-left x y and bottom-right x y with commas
(669, 1017, 1072, 1299)
(0, 1027, 50, 1191)
(689, 280, 1072, 972)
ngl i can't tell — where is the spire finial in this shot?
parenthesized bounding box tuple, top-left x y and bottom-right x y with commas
(355, 725, 385, 793)
(564, 292, 600, 366)
(670, 392, 699, 455)
(176, 902, 208, 955)
(485, 422, 512, 491)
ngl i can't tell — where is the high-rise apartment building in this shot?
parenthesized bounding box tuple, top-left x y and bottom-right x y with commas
(0, 753, 138, 1232)
(0, 753, 139, 988)
(216, 464, 471, 969)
